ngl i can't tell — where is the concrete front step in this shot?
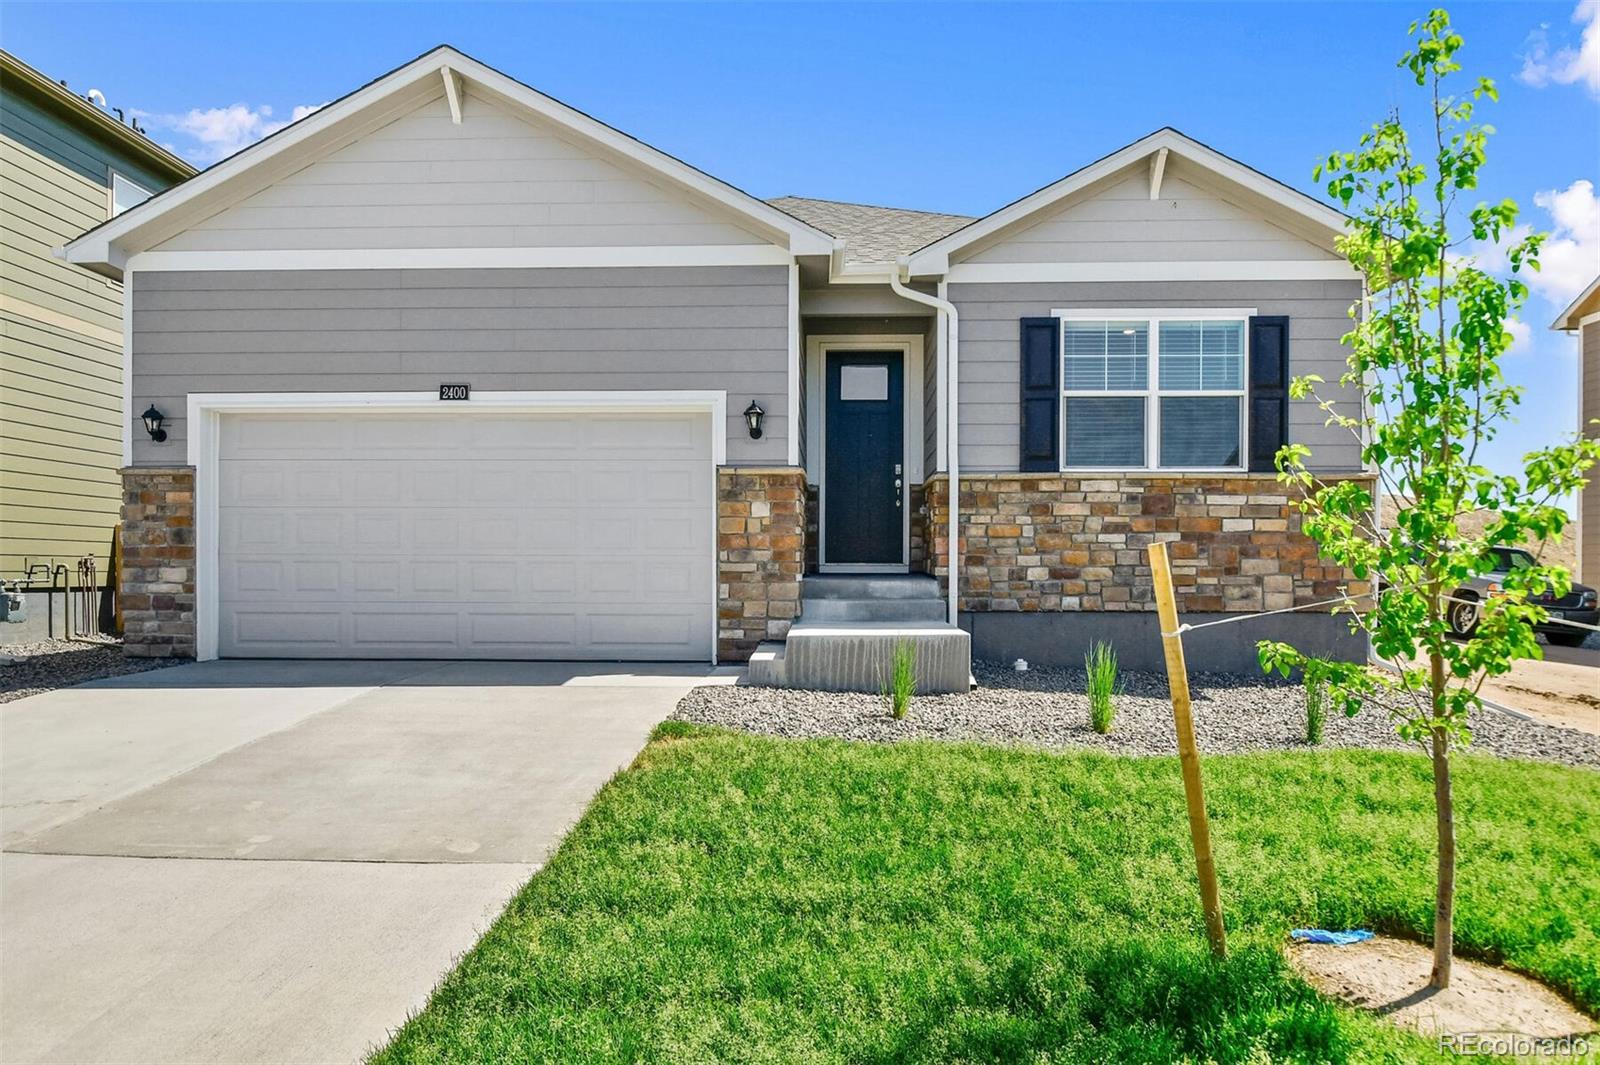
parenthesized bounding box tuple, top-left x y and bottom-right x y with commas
(801, 574, 942, 601)
(799, 597, 948, 623)
(755, 621, 971, 694)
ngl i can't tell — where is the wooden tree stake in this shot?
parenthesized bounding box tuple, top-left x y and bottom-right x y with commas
(1147, 540, 1227, 959)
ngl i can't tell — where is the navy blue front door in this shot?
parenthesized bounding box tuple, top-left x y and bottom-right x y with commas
(825, 351, 904, 565)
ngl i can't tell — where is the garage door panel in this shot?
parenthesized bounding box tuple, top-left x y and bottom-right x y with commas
(583, 610, 699, 652)
(230, 609, 342, 649)
(466, 610, 578, 650)
(217, 409, 713, 660)
(351, 611, 461, 648)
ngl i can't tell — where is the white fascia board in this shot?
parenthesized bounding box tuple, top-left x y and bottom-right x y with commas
(1551, 274, 1600, 331)
(126, 245, 794, 273)
(65, 45, 833, 273)
(907, 128, 1349, 276)
(945, 260, 1361, 284)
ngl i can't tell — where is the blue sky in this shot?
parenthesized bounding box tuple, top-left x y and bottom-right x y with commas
(6, 1, 1597, 488)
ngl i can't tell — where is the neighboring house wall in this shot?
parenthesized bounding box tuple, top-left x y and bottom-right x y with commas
(0, 67, 187, 588)
(1583, 320, 1599, 583)
(960, 167, 1344, 265)
(152, 90, 770, 253)
(949, 279, 1365, 472)
(129, 266, 791, 466)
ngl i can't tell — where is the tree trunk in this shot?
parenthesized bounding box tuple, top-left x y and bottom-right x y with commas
(1429, 649, 1455, 989)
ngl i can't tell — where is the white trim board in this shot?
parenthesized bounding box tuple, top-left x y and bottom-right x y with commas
(121, 269, 134, 466)
(184, 389, 728, 663)
(946, 261, 1360, 285)
(126, 245, 795, 273)
(787, 263, 801, 467)
(804, 335, 924, 571)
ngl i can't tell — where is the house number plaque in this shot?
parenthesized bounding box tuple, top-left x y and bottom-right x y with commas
(439, 383, 470, 401)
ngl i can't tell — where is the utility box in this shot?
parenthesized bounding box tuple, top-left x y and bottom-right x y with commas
(1, 587, 25, 624)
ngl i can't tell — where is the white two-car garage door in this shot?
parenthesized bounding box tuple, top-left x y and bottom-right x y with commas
(216, 410, 714, 660)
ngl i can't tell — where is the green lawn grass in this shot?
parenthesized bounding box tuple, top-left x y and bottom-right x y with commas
(376, 726, 1599, 1063)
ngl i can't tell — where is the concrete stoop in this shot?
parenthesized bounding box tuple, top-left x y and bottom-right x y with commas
(747, 574, 972, 694)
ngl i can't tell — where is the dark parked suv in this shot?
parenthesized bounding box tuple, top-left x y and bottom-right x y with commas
(1446, 546, 1598, 647)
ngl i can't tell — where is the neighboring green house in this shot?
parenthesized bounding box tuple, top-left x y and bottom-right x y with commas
(1, 50, 194, 616)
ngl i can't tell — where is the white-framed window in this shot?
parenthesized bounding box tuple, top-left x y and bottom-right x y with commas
(110, 171, 153, 217)
(1055, 308, 1253, 472)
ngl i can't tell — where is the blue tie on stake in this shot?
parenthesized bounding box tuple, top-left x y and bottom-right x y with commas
(1291, 929, 1375, 946)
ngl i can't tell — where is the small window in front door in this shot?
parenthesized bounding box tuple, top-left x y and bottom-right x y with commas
(839, 364, 889, 401)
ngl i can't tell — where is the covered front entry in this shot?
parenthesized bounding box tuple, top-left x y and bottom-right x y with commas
(207, 404, 716, 661)
(823, 351, 905, 567)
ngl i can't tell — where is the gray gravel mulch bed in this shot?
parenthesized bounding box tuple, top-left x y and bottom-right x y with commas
(0, 639, 180, 704)
(674, 659, 1600, 769)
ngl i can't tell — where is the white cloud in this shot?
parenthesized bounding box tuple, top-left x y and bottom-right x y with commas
(1531, 180, 1600, 306)
(1518, 1, 1600, 97)
(1504, 316, 1533, 356)
(136, 101, 326, 165)
(1470, 179, 1599, 308)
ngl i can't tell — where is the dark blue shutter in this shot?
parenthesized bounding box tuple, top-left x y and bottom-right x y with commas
(1019, 317, 1060, 471)
(1247, 315, 1289, 473)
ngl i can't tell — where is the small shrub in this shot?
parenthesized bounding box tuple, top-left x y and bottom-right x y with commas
(1302, 658, 1330, 746)
(1085, 641, 1121, 734)
(882, 641, 917, 720)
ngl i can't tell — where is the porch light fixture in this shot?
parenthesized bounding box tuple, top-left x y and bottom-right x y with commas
(743, 400, 765, 439)
(140, 405, 167, 443)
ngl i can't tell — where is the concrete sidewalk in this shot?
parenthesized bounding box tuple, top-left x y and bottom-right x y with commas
(0, 659, 728, 1064)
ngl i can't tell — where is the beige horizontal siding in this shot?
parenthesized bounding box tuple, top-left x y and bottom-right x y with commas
(0, 129, 125, 576)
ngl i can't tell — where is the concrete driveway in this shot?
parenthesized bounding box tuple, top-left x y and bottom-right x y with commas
(1, 659, 727, 1064)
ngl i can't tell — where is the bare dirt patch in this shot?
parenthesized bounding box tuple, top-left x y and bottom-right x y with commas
(1479, 644, 1600, 737)
(1290, 934, 1596, 1048)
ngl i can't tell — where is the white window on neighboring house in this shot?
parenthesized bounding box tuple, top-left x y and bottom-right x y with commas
(1057, 311, 1250, 471)
(111, 171, 153, 216)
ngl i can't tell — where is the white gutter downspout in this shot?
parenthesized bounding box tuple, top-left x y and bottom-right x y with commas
(888, 265, 960, 627)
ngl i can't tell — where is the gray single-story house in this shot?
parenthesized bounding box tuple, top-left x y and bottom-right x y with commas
(62, 46, 1371, 681)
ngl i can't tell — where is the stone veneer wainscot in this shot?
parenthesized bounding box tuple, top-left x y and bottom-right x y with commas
(718, 467, 806, 661)
(119, 466, 197, 657)
(922, 473, 1373, 614)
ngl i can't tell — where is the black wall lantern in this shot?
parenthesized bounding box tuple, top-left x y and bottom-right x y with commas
(140, 404, 167, 443)
(743, 400, 765, 440)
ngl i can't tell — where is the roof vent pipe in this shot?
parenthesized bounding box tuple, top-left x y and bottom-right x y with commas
(86, 89, 106, 108)
(888, 265, 960, 628)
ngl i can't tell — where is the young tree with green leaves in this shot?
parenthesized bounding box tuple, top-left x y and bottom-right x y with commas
(1257, 9, 1600, 990)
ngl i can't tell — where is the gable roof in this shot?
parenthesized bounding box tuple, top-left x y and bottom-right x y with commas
(1552, 274, 1600, 331)
(905, 127, 1350, 275)
(768, 196, 973, 265)
(62, 45, 836, 278)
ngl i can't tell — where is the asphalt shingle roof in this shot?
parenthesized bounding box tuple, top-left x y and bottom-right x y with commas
(767, 196, 974, 265)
